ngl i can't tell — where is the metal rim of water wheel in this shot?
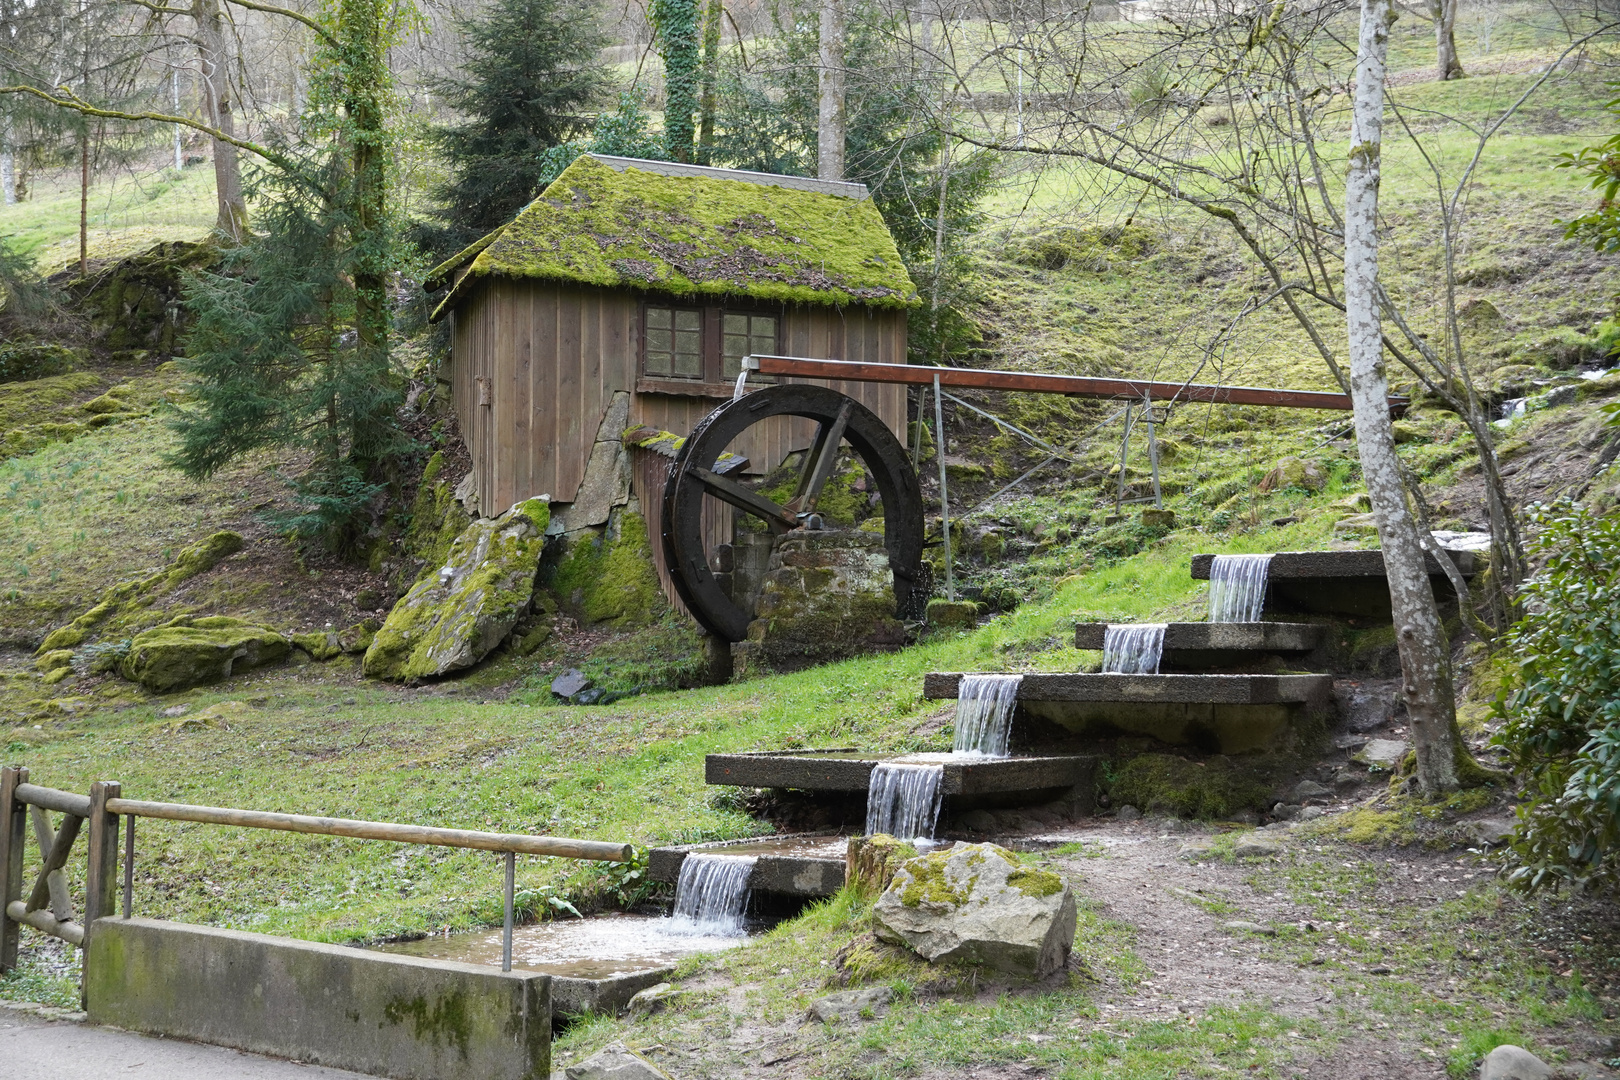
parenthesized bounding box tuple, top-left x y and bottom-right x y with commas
(661, 384, 926, 642)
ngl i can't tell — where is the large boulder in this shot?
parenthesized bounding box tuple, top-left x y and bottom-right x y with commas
(363, 498, 549, 681)
(873, 843, 1076, 979)
(120, 616, 290, 693)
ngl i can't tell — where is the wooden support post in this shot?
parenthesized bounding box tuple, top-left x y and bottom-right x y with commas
(84, 781, 120, 929)
(28, 805, 80, 921)
(0, 765, 26, 974)
(123, 814, 134, 919)
(1114, 401, 1135, 516)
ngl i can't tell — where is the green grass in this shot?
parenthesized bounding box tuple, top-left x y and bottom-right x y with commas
(0, 164, 219, 272)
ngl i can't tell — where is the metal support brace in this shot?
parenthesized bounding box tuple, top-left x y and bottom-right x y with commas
(502, 851, 515, 973)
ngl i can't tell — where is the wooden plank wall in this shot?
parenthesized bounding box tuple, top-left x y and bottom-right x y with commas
(448, 281, 907, 613)
(452, 280, 639, 515)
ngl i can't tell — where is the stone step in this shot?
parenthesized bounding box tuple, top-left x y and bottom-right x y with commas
(1073, 621, 1325, 654)
(1188, 549, 1475, 619)
(648, 835, 849, 897)
(704, 749, 1097, 796)
(923, 671, 1333, 704)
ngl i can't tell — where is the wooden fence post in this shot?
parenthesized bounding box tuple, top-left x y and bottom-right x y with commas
(84, 780, 120, 928)
(0, 765, 26, 974)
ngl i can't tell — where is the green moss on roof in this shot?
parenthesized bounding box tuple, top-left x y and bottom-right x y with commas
(424, 226, 508, 293)
(431, 155, 918, 319)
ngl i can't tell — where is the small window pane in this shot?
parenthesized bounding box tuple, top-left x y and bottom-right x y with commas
(723, 313, 748, 335)
(645, 305, 703, 380)
(722, 311, 778, 379)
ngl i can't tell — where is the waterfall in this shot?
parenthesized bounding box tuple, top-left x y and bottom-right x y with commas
(951, 673, 1023, 757)
(1102, 623, 1166, 674)
(669, 853, 756, 935)
(865, 762, 945, 840)
(1208, 553, 1273, 622)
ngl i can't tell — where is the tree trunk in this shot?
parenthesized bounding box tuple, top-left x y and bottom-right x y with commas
(1346, 0, 1461, 795)
(344, 0, 388, 431)
(1428, 0, 1464, 80)
(696, 0, 722, 165)
(817, 0, 845, 181)
(193, 0, 248, 241)
(1, 130, 14, 205)
(78, 130, 89, 274)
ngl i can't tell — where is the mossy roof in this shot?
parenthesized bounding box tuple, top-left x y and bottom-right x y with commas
(429, 154, 919, 320)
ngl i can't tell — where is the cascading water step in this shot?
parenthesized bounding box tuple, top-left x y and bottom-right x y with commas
(921, 672, 1334, 754)
(1190, 548, 1475, 619)
(648, 835, 849, 898)
(702, 749, 1098, 797)
(1074, 622, 1326, 671)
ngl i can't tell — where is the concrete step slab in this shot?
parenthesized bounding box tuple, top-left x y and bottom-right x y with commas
(1074, 621, 1325, 654)
(704, 750, 1097, 796)
(648, 835, 849, 897)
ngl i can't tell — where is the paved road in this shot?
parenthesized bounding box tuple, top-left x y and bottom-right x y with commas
(3, 1006, 376, 1080)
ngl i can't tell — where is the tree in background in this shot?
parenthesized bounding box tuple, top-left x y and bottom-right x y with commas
(418, 0, 607, 257)
(173, 0, 414, 554)
(651, 0, 699, 162)
(1558, 82, 1620, 254)
(710, 1, 994, 363)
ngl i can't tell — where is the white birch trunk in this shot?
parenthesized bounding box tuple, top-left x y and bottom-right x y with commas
(817, 0, 846, 181)
(1346, 0, 1461, 794)
(1, 137, 14, 205)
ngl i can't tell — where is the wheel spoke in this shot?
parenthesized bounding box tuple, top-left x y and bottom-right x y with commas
(787, 400, 853, 514)
(692, 468, 798, 532)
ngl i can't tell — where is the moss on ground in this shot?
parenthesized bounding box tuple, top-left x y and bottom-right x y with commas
(36, 530, 244, 652)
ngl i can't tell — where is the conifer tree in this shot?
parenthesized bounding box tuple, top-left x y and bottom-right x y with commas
(421, 0, 607, 255)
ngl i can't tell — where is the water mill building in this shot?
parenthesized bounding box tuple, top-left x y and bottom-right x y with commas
(426, 153, 918, 606)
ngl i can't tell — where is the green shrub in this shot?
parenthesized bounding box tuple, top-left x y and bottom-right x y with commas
(1495, 500, 1620, 892)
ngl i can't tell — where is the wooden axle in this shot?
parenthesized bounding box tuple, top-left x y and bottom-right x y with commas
(103, 797, 633, 862)
(746, 355, 1408, 414)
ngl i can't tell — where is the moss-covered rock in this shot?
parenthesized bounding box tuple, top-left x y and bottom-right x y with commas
(120, 616, 290, 693)
(292, 631, 343, 661)
(37, 531, 245, 653)
(1107, 753, 1275, 819)
(59, 239, 217, 353)
(1258, 456, 1325, 493)
(0, 342, 81, 384)
(549, 511, 666, 627)
(874, 843, 1077, 979)
(364, 498, 550, 681)
(404, 451, 469, 571)
(926, 599, 978, 628)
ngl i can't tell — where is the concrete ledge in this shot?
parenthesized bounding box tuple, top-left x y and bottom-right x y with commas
(552, 968, 672, 1017)
(86, 917, 549, 1080)
(1073, 622, 1325, 653)
(923, 672, 1333, 705)
(704, 751, 1095, 797)
(1189, 549, 1474, 579)
(648, 836, 848, 897)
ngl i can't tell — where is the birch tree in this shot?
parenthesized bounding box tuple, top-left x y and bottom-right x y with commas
(1345, 0, 1464, 793)
(817, 0, 845, 179)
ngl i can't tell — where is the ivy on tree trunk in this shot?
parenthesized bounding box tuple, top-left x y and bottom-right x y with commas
(652, 0, 699, 163)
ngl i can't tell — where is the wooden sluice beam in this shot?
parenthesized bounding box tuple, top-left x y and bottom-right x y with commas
(747, 355, 1408, 414)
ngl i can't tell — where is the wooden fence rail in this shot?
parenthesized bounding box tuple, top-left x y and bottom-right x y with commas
(1, 766, 634, 978)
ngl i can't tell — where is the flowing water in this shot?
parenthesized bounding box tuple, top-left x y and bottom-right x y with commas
(865, 762, 945, 840)
(1207, 553, 1273, 622)
(1101, 623, 1167, 674)
(669, 853, 757, 936)
(372, 912, 746, 978)
(951, 673, 1024, 757)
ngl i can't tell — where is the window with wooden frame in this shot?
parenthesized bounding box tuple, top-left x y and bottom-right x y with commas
(641, 302, 780, 388)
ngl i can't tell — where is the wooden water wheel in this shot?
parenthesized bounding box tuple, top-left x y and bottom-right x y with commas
(660, 384, 925, 642)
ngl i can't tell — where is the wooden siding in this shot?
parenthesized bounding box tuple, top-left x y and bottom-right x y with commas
(448, 280, 907, 610)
